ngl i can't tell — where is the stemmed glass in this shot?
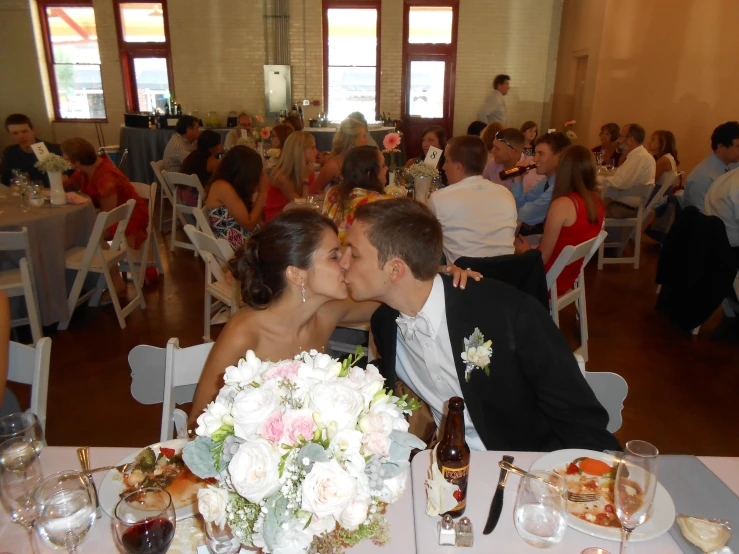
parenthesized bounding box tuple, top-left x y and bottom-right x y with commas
(34, 470, 97, 552)
(513, 470, 568, 548)
(614, 440, 659, 554)
(0, 412, 45, 454)
(0, 437, 44, 553)
(113, 487, 177, 554)
(204, 520, 241, 554)
(595, 150, 604, 167)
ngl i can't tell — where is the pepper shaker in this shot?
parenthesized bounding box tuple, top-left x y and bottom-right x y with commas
(438, 514, 456, 546)
(455, 516, 474, 547)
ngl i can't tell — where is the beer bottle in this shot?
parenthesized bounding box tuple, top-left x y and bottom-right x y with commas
(499, 163, 537, 180)
(437, 396, 471, 517)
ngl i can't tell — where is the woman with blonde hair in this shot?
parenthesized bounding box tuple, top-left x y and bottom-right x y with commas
(264, 131, 318, 221)
(515, 144, 604, 293)
(312, 118, 368, 193)
(647, 129, 679, 190)
(480, 122, 505, 159)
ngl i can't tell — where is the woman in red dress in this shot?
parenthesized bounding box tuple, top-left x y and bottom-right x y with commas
(515, 144, 604, 294)
(62, 137, 150, 298)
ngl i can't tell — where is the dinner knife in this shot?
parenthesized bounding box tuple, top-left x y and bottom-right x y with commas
(483, 455, 514, 535)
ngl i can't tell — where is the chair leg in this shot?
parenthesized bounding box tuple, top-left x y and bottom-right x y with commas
(102, 267, 127, 329)
(549, 293, 560, 328)
(204, 289, 212, 342)
(153, 238, 165, 274)
(633, 221, 642, 270)
(597, 240, 604, 270)
(170, 197, 177, 252)
(578, 288, 589, 362)
(58, 265, 90, 331)
(89, 274, 106, 307)
(20, 260, 42, 344)
(158, 185, 165, 230)
(126, 253, 146, 310)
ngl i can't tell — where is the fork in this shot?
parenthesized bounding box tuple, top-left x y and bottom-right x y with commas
(86, 462, 133, 474)
(497, 461, 602, 503)
(567, 492, 601, 503)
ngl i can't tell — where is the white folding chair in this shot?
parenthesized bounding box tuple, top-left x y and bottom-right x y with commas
(162, 171, 205, 253)
(151, 160, 176, 232)
(574, 353, 628, 433)
(597, 183, 654, 269)
(546, 231, 606, 362)
(183, 225, 238, 341)
(128, 338, 214, 442)
(7, 337, 51, 432)
(0, 227, 43, 344)
(192, 205, 216, 239)
(59, 200, 146, 330)
(118, 182, 165, 288)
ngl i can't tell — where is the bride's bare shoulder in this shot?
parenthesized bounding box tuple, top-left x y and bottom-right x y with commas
(213, 309, 261, 352)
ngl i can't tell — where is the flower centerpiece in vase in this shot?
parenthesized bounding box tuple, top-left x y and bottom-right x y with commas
(184, 347, 425, 554)
(382, 132, 402, 173)
(406, 163, 439, 204)
(34, 153, 71, 206)
(564, 120, 578, 140)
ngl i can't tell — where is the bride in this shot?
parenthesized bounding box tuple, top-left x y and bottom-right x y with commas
(188, 209, 479, 426)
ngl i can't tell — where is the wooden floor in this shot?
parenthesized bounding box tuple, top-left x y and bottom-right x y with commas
(9, 230, 739, 456)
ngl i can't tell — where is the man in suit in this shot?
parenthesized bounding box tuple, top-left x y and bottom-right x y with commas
(340, 198, 620, 452)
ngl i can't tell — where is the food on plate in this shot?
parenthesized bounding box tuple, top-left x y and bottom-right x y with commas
(120, 446, 210, 509)
(676, 516, 732, 553)
(556, 456, 642, 528)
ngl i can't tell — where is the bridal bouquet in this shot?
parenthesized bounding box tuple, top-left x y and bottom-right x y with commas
(184, 347, 425, 554)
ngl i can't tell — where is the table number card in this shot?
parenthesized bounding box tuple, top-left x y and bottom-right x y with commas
(423, 145, 443, 168)
(31, 142, 50, 161)
(241, 129, 248, 139)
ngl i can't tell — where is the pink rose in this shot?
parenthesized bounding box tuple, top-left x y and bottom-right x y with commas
(281, 409, 316, 446)
(362, 432, 391, 458)
(265, 360, 300, 382)
(258, 410, 284, 443)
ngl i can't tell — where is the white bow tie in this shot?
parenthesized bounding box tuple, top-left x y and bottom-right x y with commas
(396, 313, 432, 341)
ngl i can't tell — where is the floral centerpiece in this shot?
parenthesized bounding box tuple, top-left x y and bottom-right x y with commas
(406, 162, 439, 181)
(184, 347, 425, 554)
(564, 120, 577, 140)
(382, 132, 402, 172)
(34, 153, 71, 174)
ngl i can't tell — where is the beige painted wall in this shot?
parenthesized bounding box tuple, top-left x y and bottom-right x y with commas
(0, 0, 561, 151)
(553, 0, 739, 174)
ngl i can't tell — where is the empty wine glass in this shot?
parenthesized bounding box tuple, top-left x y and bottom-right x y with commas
(614, 440, 659, 554)
(34, 470, 97, 552)
(0, 437, 44, 552)
(205, 520, 241, 554)
(514, 470, 568, 548)
(114, 487, 176, 554)
(0, 412, 45, 453)
(595, 150, 604, 166)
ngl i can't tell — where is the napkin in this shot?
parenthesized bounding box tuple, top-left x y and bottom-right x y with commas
(66, 191, 92, 205)
(425, 444, 460, 516)
(168, 518, 206, 554)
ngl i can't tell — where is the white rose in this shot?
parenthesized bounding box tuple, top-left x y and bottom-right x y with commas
(270, 518, 313, 554)
(329, 429, 363, 460)
(307, 515, 337, 535)
(358, 412, 393, 436)
(231, 386, 279, 439)
(308, 382, 364, 430)
(370, 398, 410, 433)
(223, 350, 264, 387)
(377, 469, 408, 504)
(339, 497, 370, 531)
(301, 459, 356, 519)
(298, 352, 341, 383)
(195, 396, 232, 437)
(346, 365, 385, 406)
(362, 432, 392, 458)
(197, 486, 229, 529)
(228, 438, 281, 502)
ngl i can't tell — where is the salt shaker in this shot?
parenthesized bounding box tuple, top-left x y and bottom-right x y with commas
(438, 514, 456, 546)
(455, 516, 474, 547)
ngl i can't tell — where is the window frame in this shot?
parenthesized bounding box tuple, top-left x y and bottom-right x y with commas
(112, 0, 175, 114)
(322, 0, 382, 121)
(37, 0, 108, 122)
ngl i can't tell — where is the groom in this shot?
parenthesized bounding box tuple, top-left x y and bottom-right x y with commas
(340, 198, 620, 452)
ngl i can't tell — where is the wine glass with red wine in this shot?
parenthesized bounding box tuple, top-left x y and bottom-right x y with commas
(114, 487, 176, 554)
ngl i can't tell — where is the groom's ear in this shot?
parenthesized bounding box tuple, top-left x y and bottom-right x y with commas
(387, 258, 406, 283)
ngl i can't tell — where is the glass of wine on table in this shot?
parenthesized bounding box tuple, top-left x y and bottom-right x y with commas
(114, 487, 177, 554)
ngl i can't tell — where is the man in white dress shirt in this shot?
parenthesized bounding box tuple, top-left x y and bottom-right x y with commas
(224, 113, 253, 149)
(705, 167, 739, 266)
(428, 135, 517, 263)
(477, 74, 509, 126)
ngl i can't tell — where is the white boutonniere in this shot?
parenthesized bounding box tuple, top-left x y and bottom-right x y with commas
(461, 327, 493, 382)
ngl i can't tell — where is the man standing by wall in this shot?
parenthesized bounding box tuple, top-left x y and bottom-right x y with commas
(477, 74, 510, 125)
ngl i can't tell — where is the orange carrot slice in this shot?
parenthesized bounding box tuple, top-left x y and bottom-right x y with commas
(579, 458, 612, 476)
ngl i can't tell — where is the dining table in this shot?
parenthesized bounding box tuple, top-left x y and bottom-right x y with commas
(0, 191, 97, 326)
(1, 446, 735, 553)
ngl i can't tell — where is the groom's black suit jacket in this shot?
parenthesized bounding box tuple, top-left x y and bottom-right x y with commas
(371, 275, 620, 452)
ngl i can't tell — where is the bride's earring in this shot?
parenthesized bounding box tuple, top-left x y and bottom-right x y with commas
(301, 282, 306, 303)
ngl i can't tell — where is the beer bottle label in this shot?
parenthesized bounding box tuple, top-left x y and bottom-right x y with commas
(441, 464, 469, 510)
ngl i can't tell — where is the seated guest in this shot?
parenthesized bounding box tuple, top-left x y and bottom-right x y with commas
(1, 113, 63, 187)
(482, 128, 544, 192)
(205, 146, 268, 251)
(513, 132, 572, 234)
(480, 122, 506, 160)
(62, 137, 149, 299)
(313, 118, 367, 193)
(430, 135, 517, 262)
(341, 198, 620, 452)
(477, 74, 510, 125)
(520, 120, 538, 157)
(467, 120, 487, 136)
(265, 131, 318, 221)
(684, 121, 739, 211)
(322, 145, 389, 244)
(283, 114, 303, 131)
(224, 113, 252, 149)
(0, 290, 19, 417)
(180, 130, 223, 206)
(515, 145, 605, 293)
(591, 122, 621, 168)
(704, 167, 739, 266)
(269, 123, 294, 154)
(600, 124, 656, 219)
(404, 125, 448, 185)
(347, 111, 378, 147)
(163, 115, 200, 172)
(646, 130, 679, 191)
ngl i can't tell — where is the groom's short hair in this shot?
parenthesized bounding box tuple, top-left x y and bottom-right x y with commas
(354, 198, 442, 280)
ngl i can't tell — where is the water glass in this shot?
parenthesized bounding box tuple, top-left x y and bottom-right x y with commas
(514, 470, 568, 548)
(595, 150, 604, 166)
(0, 437, 44, 531)
(114, 487, 176, 554)
(34, 470, 97, 552)
(615, 440, 659, 554)
(0, 412, 45, 453)
(205, 520, 241, 554)
(24, 181, 45, 208)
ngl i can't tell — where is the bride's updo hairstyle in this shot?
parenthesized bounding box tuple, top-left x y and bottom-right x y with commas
(233, 210, 338, 309)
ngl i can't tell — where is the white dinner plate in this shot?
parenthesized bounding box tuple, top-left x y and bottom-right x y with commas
(99, 438, 203, 521)
(530, 449, 675, 542)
